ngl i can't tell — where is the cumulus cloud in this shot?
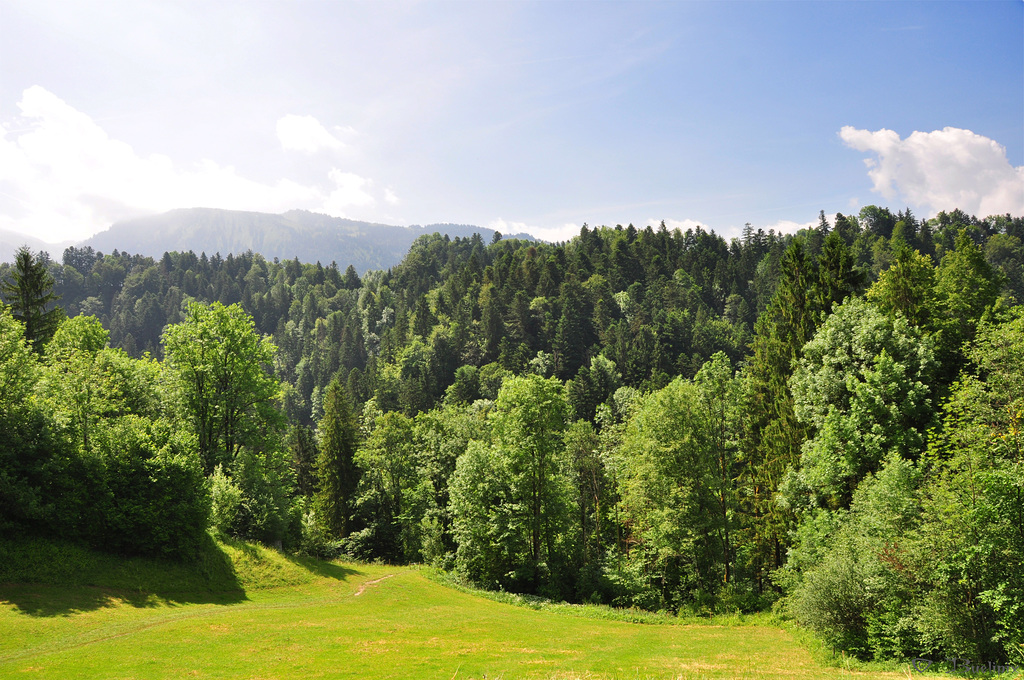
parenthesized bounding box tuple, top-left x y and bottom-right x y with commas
(276, 114, 348, 153)
(0, 87, 390, 242)
(840, 125, 1024, 217)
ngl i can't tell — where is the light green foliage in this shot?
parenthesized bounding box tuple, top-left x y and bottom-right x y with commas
(786, 454, 923, 659)
(913, 311, 1024, 661)
(450, 440, 508, 587)
(451, 375, 571, 595)
(47, 314, 108, 356)
(2, 307, 210, 557)
(209, 464, 243, 536)
(412, 401, 492, 567)
(348, 411, 428, 563)
(787, 297, 936, 509)
(492, 374, 571, 592)
(788, 310, 1024, 662)
(0, 306, 37, 407)
(162, 301, 282, 475)
(40, 317, 164, 458)
(38, 316, 109, 452)
(232, 446, 294, 546)
(936, 231, 1001, 327)
(161, 291, 289, 549)
(617, 353, 741, 608)
(0, 307, 49, 531)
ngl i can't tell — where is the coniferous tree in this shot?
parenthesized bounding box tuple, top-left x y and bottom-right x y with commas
(553, 276, 594, 379)
(1, 246, 63, 353)
(741, 239, 816, 588)
(313, 377, 360, 537)
(815, 231, 863, 317)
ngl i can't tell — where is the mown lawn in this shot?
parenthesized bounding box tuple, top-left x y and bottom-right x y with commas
(0, 540, 946, 680)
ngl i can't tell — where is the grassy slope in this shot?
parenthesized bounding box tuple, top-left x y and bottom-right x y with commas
(0, 538, 942, 680)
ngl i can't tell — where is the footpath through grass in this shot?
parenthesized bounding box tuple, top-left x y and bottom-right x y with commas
(0, 537, 954, 680)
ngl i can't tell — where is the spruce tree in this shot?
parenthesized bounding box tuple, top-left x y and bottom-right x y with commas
(0, 246, 63, 353)
(313, 377, 360, 537)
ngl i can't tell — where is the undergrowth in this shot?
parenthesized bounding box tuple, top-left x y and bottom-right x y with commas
(421, 566, 778, 628)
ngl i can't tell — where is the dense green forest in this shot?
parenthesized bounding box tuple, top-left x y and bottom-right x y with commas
(2, 206, 1023, 665)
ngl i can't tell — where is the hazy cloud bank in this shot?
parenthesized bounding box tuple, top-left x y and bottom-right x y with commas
(276, 114, 352, 154)
(0, 87, 392, 242)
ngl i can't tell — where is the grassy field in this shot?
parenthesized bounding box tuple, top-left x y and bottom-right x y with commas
(0, 538, 960, 679)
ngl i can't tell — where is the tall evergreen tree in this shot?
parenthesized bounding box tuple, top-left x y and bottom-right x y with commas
(313, 377, 360, 537)
(741, 239, 816, 589)
(553, 276, 595, 379)
(815, 231, 863, 317)
(1, 246, 63, 353)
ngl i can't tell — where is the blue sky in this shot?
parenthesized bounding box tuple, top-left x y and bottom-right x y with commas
(1, 0, 1021, 244)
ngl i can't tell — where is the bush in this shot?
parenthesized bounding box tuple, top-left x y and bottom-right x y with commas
(297, 501, 343, 559)
(209, 465, 243, 536)
(232, 447, 295, 547)
(94, 416, 210, 559)
(788, 542, 872, 656)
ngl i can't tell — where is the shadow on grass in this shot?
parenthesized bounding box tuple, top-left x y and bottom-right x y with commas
(0, 534, 358, 617)
(283, 553, 361, 581)
(0, 533, 247, 617)
(0, 582, 246, 618)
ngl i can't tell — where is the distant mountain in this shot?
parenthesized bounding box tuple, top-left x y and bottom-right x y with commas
(0, 229, 74, 263)
(76, 208, 533, 273)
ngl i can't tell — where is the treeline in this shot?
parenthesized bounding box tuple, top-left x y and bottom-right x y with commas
(1, 206, 1022, 665)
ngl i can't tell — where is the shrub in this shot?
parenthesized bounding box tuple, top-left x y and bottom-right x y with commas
(209, 465, 243, 536)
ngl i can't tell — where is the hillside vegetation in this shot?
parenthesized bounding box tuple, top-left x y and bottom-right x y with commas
(1, 205, 1023, 667)
(76, 208, 530, 275)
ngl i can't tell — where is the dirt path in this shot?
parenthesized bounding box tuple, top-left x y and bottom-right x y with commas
(353, 574, 394, 597)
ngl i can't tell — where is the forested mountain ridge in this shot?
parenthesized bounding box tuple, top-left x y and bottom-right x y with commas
(2, 205, 1023, 666)
(75, 208, 532, 274)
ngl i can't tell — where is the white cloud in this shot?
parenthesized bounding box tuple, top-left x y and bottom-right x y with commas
(0, 87, 393, 242)
(840, 126, 1024, 218)
(323, 170, 376, 212)
(762, 219, 816, 235)
(276, 114, 347, 153)
(488, 218, 581, 243)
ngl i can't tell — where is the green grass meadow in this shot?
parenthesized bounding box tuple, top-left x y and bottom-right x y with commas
(0, 538, 958, 680)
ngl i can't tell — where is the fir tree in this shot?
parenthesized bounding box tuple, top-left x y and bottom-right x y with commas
(313, 377, 360, 537)
(0, 246, 63, 353)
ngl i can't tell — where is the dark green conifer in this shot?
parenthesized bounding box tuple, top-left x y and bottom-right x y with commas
(0, 246, 63, 353)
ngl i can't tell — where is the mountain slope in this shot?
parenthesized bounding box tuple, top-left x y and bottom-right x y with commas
(0, 230, 74, 263)
(79, 208, 532, 272)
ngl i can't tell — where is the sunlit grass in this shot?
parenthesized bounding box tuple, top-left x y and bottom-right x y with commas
(0, 538, 963, 679)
